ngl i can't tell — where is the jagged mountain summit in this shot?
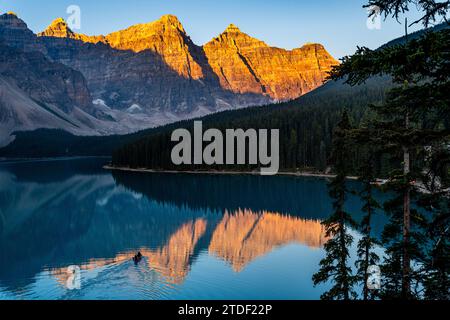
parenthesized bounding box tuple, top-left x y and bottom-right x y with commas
(38, 14, 338, 102)
(0, 12, 338, 145)
(38, 17, 104, 44)
(0, 12, 47, 54)
(203, 23, 337, 100)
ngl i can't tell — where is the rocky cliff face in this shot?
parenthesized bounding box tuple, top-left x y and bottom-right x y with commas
(104, 15, 206, 80)
(36, 14, 337, 112)
(0, 41, 119, 146)
(38, 17, 105, 44)
(38, 15, 273, 114)
(0, 43, 92, 112)
(203, 24, 337, 100)
(39, 15, 205, 80)
(0, 12, 338, 139)
(0, 14, 159, 145)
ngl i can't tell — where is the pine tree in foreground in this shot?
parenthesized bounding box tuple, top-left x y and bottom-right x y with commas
(313, 111, 357, 300)
(330, 16, 449, 297)
(417, 146, 450, 300)
(355, 156, 381, 300)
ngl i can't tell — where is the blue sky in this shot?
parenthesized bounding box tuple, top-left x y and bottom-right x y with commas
(1, 0, 425, 58)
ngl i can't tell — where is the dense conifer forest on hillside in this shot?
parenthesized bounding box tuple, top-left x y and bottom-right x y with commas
(0, 77, 390, 172)
(111, 77, 391, 174)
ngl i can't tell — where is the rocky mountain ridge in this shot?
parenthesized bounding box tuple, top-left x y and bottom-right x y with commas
(37, 14, 338, 102)
(0, 12, 338, 144)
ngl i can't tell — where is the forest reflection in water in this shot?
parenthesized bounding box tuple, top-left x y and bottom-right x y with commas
(0, 158, 387, 299)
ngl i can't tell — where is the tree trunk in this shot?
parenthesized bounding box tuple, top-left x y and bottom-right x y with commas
(364, 241, 370, 300)
(402, 176, 411, 298)
(340, 200, 349, 300)
(402, 111, 411, 299)
(364, 188, 372, 300)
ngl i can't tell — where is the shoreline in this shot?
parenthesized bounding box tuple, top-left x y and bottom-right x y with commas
(104, 165, 361, 180)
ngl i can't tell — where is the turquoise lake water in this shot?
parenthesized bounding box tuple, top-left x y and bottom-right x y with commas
(0, 158, 387, 300)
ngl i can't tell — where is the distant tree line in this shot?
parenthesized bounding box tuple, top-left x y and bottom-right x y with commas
(112, 77, 391, 175)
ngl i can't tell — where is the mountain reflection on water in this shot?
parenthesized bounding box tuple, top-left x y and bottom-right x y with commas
(0, 158, 387, 300)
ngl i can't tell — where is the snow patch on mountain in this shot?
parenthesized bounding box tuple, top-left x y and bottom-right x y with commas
(127, 104, 143, 114)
